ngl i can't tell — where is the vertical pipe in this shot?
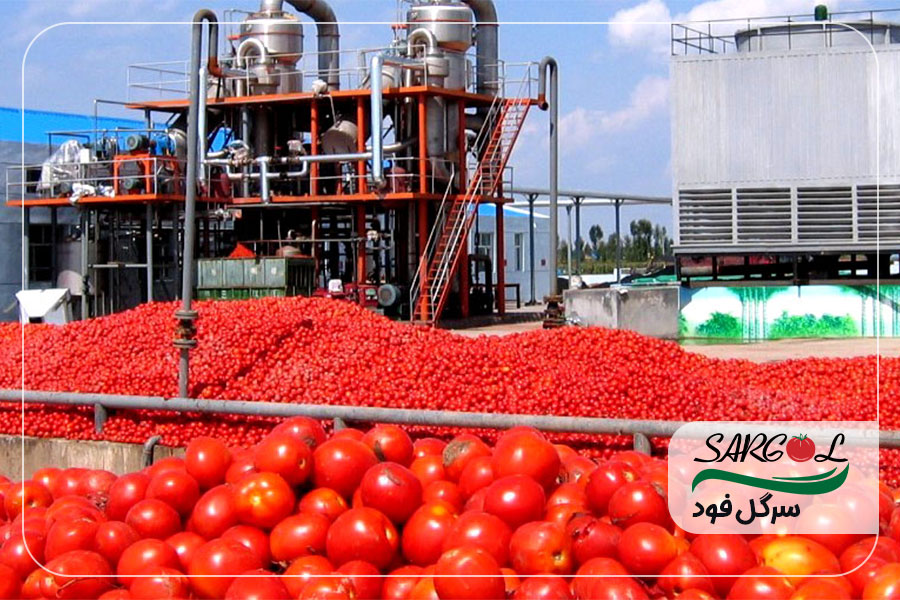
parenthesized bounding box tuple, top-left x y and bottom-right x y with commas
(495, 202, 505, 315)
(417, 200, 428, 320)
(356, 97, 367, 194)
(538, 57, 558, 296)
(198, 66, 208, 162)
(417, 95, 427, 195)
(80, 209, 89, 319)
(356, 205, 366, 284)
(311, 206, 321, 286)
(22, 208, 29, 290)
(369, 55, 385, 189)
(460, 241, 470, 318)
(574, 197, 581, 274)
(458, 103, 467, 190)
(615, 199, 622, 283)
(310, 100, 320, 196)
(177, 9, 217, 399)
(240, 106, 251, 198)
(565, 204, 572, 280)
(528, 193, 535, 304)
(50, 207, 58, 285)
(171, 204, 180, 300)
(146, 203, 154, 302)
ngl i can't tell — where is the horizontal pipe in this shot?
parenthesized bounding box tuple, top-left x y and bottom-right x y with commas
(1, 389, 897, 447)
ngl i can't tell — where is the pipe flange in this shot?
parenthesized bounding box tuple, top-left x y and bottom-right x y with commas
(174, 338, 199, 349)
(175, 309, 199, 321)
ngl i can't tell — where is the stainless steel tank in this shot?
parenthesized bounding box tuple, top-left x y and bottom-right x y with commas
(735, 21, 899, 52)
(407, 2, 474, 52)
(237, 8, 304, 94)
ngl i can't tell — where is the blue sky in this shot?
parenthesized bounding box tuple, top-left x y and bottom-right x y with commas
(2, 0, 896, 239)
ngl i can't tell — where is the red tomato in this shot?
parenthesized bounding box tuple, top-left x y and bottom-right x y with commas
(44, 517, 100, 560)
(572, 557, 648, 600)
(326, 507, 399, 569)
(754, 535, 840, 585)
(382, 565, 425, 600)
(658, 551, 715, 597)
(226, 449, 259, 485)
(222, 524, 271, 565)
(336, 560, 383, 600)
(0, 564, 21, 600)
(255, 432, 313, 486)
(233, 473, 295, 530)
(442, 434, 492, 483)
(689, 534, 758, 597)
(509, 521, 573, 575)
(359, 462, 423, 525)
(188, 538, 263, 599)
(483, 475, 545, 529)
(106, 473, 150, 522)
(117, 539, 180, 586)
(792, 579, 852, 600)
(864, 563, 900, 599)
(410, 455, 447, 488)
(585, 461, 634, 515)
(511, 576, 573, 599)
(423, 480, 464, 513)
(491, 430, 561, 490)
(94, 521, 140, 567)
(0, 531, 45, 578)
(546, 482, 587, 511)
(312, 439, 378, 499)
(185, 437, 232, 490)
(607, 481, 669, 529)
(414, 438, 446, 459)
(272, 416, 327, 450)
(617, 522, 679, 575)
(363, 424, 415, 466)
(442, 511, 511, 566)
(283, 555, 335, 598)
(129, 566, 190, 600)
(225, 568, 292, 600)
(433, 545, 505, 600)
(146, 469, 200, 517)
(4, 481, 52, 519)
(189, 484, 238, 539)
(270, 512, 331, 562)
(561, 456, 596, 486)
(40, 550, 113, 599)
(785, 434, 816, 462)
(726, 566, 794, 600)
(166, 531, 206, 572)
(567, 514, 621, 565)
(841, 537, 900, 596)
(298, 488, 349, 522)
(402, 502, 458, 566)
(458, 457, 495, 500)
(125, 499, 182, 540)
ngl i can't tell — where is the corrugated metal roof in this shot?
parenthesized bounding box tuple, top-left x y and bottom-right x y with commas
(0, 106, 147, 145)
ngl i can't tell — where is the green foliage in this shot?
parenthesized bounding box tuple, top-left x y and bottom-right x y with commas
(678, 313, 690, 337)
(696, 312, 742, 339)
(768, 312, 858, 339)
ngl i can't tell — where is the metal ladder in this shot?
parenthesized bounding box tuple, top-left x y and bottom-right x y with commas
(410, 94, 531, 323)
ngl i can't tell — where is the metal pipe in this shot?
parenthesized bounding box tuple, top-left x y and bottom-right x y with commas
(177, 9, 217, 398)
(283, 0, 340, 89)
(197, 64, 208, 168)
(80, 209, 88, 320)
(538, 56, 558, 296)
(407, 28, 439, 57)
(528, 193, 536, 304)
(4, 388, 897, 446)
(146, 204, 153, 302)
(142, 436, 161, 468)
(258, 156, 271, 203)
(615, 199, 622, 283)
(460, 0, 498, 100)
(370, 54, 386, 188)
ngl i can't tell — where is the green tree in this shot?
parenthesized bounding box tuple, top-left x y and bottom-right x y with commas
(588, 225, 604, 260)
(696, 312, 742, 339)
(630, 219, 653, 262)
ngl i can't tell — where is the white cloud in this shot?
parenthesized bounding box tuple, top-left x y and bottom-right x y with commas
(609, 0, 858, 56)
(559, 75, 668, 149)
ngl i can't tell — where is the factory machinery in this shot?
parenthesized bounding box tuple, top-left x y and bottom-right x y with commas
(9, 0, 559, 324)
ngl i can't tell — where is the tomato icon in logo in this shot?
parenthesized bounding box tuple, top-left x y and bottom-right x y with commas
(786, 434, 816, 462)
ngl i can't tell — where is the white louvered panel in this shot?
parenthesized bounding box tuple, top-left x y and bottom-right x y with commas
(797, 187, 853, 242)
(736, 188, 791, 243)
(678, 189, 733, 246)
(857, 184, 900, 241)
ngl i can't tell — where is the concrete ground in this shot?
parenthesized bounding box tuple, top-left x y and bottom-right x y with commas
(448, 307, 900, 361)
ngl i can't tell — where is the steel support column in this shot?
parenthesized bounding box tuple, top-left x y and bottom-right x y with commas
(615, 199, 622, 283)
(356, 205, 366, 284)
(146, 203, 154, 302)
(496, 202, 505, 316)
(417, 95, 428, 194)
(527, 193, 536, 304)
(356, 97, 367, 194)
(80, 209, 89, 319)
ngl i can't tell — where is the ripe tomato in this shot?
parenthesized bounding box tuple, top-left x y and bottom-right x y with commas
(382, 565, 425, 599)
(185, 437, 232, 490)
(0, 564, 21, 600)
(402, 502, 458, 566)
(0, 531, 45, 578)
(458, 456, 495, 500)
(607, 481, 669, 529)
(188, 538, 263, 599)
(326, 507, 399, 569)
(222, 524, 272, 565)
(224, 568, 292, 600)
(572, 557, 648, 600)
(270, 512, 331, 563)
(442, 434, 492, 483)
(561, 456, 596, 486)
(146, 469, 200, 516)
(726, 566, 794, 600)
(94, 521, 139, 566)
(410, 455, 447, 488)
(44, 517, 100, 560)
(658, 551, 715, 597)
(255, 432, 313, 486)
(754, 535, 840, 585)
(129, 566, 190, 600)
(312, 439, 378, 499)
(689, 534, 758, 597)
(423, 480, 464, 513)
(117, 539, 180, 586)
(166, 531, 206, 572)
(491, 430, 561, 490)
(510, 521, 573, 575)
(189, 484, 238, 539)
(282, 555, 335, 598)
(336, 559, 383, 600)
(841, 537, 900, 596)
(617, 522, 679, 575)
(233, 473, 295, 529)
(483, 475, 545, 529)
(546, 482, 587, 511)
(359, 462, 423, 525)
(433, 545, 505, 600)
(40, 550, 113, 599)
(106, 473, 150, 521)
(4, 481, 52, 519)
(567, 514, 621, 565)
(511, 576, 573, 599)
(125, 498, 182, 540)
(585, 461, 633, 515)
(298, 488, 349, 522)
(272, 416, 327, 450)
(442, 511, 511, 566)
(864, 563, 900, 599)
(414, 438, 446, 459)
(363, 424, 414, 466)
(792, 579, 852, 600)
(226, 449, 259, 485)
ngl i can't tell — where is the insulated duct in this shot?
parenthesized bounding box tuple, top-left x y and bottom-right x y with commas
(460, 0, 498, 99)
(273, 0, 340, 89)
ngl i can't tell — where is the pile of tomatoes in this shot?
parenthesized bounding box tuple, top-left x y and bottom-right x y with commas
(2, 421, 899, 600)
(0, 297, 896, 482)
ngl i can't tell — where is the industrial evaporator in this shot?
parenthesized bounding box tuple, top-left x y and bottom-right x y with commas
(8, 0, 559, 327)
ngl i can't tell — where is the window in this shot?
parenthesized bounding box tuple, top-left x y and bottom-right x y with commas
(28, 225, 57, 283)
(475, 232, 493, 259)
(514, 233, 525, 272)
